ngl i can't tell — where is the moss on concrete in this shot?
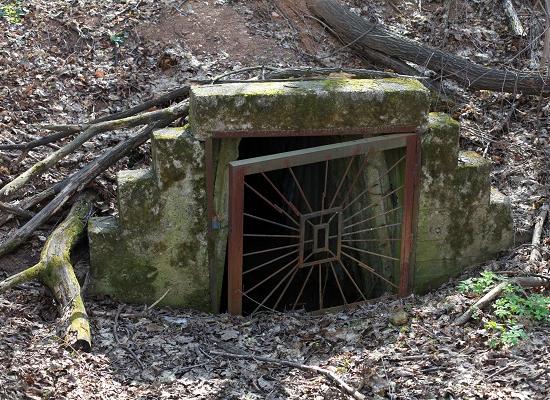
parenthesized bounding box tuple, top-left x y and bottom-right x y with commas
(190, 79, 430, 138)
(414, 116, 514, 293)
(88, 128, 210, 310)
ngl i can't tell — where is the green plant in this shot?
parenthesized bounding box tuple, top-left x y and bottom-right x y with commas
(461, 272, 550, 348)
(458, 270, 498, 295)
(110, 31, 128, 47)
(0, 1, 27, 24)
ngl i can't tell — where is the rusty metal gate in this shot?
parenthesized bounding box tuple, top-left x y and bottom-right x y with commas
(227, 133, 419, 315)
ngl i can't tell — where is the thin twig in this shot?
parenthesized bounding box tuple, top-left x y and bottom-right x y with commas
(210, 349, 366, 400)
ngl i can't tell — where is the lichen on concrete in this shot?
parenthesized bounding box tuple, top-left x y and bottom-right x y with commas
(87, 81, 514, 311)
(414, 113, 514, 293)
(88, 128, 210, 310)
(190, 78, 430, 138)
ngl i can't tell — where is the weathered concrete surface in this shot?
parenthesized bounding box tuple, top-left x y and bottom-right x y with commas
(88, 128, 210, 309)
(87, 80, 513, 310)
(190, 78, 430, 138)
(414, 113, 514, 292)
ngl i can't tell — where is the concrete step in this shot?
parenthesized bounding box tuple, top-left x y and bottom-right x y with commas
(116, 168, 158, 229)
(454, 150, 492, 209)
(151, 127, 201, 190)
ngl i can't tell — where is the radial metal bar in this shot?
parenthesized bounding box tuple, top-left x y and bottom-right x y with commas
(342, 238, 401, 243)
(244, 181, 300, 226)
(243, 243, 300, 257)
(244, 233, 300, 238)
(318, 263, 323, 310)
(342, 155, 405, 211)
(327, 155, 356, 209)
(272, 266, 300, 311)
(341, 244, 399, 261)
(244, 257, 299, 295)
(243, 248, 299, 275)
(261, 172, 301, 216)
(343, 206, 402, 231)
(334, 257, 368, 302)
(292, 264, 315, 310)
(341, 251, 398, 288)
(329, 262, 348, 305)
(343, 185, 404, 221)
(252, 264, 300, 314)
(340, 154, 369, 207)
(244, 212, 300, 232)
(341, 222, 401, 237)
(289, 167, 314, 213)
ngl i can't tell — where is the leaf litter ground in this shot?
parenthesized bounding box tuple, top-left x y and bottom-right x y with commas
(1, 0, 549, 398)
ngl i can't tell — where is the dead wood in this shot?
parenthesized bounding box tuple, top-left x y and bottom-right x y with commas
(502, 0, 526, 37)
(0, 201, 35, 219)
(92, 85, 190, 123)
(0, 192, 95, 351)
(529, 203, 549, 261)
(0, 99, 188, 258)
(542, 0, 550, 67)
(0, 180, 66, 227)
(264, 66, 425, 80)
(307, 0, 550, 94)
(454, 276, 550, 326)
(0, 130, 76, 151)
(0, 100, 190, 200)
(211, 349, 366, 400)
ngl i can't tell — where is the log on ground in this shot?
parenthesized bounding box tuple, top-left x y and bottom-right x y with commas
(0, 192, 95, 351)
(307, 0, 550, 95)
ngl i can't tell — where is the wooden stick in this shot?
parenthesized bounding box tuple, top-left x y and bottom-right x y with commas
(0, 201, 35, 219)
(502, 0, 526, 37)
(0, 100, 188, 257)
(454, 276, 550, 326)
(0, 100, 189, 200)
(542, 0, 550, 68)
(529, 203, 549, 262)
(0, 181, 66, 227)
(0, 130, 77, 151)
(211, 349, 366, 400)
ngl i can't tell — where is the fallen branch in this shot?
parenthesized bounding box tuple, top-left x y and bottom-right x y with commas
(0, 180, 66, 227)
(211, 349, 366, 400)
(454, 276, 550, 326)
(0, 130, 77, 151)
(0, 99, 189, 200)
(0, 192, 95, 351)
(308, 0, 550, 94)
(502, 0, 526, 37)
(529, 203, 549, 262)
(0, 201, 35, 219)
(0, 99, 188, 257)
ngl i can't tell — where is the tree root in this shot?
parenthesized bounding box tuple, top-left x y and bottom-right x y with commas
(0, 192, 96, 351)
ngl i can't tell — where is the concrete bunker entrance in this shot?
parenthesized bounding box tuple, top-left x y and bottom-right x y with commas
(87, 78, 513, 313)
(221, 133, 418, 315)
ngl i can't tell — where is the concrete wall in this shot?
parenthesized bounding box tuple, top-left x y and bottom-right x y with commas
(87, 79, 513, 310)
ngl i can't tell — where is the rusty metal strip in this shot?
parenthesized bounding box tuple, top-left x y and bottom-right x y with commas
(399, 134, 420, 297)
(211, 125, 418, 138)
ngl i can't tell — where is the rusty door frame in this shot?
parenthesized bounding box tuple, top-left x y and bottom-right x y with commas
(224, 132, 420, 315)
